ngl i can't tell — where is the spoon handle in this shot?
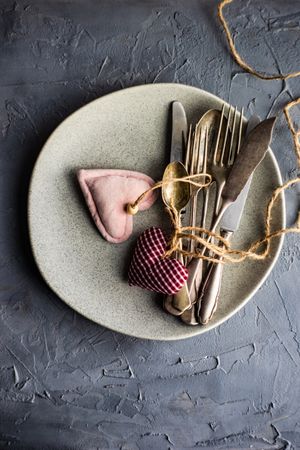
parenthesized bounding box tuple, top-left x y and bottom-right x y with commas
(164, 214, 192, 315)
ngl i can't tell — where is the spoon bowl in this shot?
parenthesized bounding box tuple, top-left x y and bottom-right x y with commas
(162, 161, 191, 211)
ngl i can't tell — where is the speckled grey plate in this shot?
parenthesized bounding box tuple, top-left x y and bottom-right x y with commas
(28, 84, 285, 340)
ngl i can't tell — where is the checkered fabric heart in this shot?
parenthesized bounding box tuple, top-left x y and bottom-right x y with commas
(128, 227, 188, 295)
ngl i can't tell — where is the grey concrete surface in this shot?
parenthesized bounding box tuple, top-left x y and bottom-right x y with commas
(1, 0, 300, 448)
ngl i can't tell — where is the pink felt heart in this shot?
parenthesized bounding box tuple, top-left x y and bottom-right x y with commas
(77, 169, 156, 243)
(128, 227, 188, 295)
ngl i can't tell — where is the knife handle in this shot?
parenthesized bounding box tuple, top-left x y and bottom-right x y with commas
(197, 230, 232, 324)
(197, 257, 223, 324)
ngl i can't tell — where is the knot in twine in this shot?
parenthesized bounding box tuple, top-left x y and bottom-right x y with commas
(127, 172, 300, 265)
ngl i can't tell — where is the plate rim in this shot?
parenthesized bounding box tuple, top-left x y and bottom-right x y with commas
(28, 83, 285, 341)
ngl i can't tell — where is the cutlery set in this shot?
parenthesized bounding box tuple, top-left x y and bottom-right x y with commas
(162, 102, 275, 326)
(77, 97, 276, 328)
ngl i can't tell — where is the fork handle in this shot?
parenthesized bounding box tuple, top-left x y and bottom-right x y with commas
(197, 230, 232, 324)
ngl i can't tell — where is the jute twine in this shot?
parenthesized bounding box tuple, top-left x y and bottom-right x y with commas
(218, 0, 300, 164)
(127, 0, 300, 264)
(283, 100, 300, 166)
(128, 175, 300, 264)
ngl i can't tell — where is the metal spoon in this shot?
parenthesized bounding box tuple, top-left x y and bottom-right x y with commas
(162, 161, 191, 314)
(161, 161, 191, 216)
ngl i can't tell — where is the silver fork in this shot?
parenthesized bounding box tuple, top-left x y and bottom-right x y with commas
(181, 126, 209, 325)
(186, 105, 242, 299)
(210, 105, 244, 216)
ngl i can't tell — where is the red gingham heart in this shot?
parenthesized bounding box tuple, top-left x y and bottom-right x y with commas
(128, 227, 188, 295)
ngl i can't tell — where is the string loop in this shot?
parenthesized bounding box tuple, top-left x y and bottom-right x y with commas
(127, 173, 211, 214)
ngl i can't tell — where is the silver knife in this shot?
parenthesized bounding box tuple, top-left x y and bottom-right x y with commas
(198, 115, 261, 325)
(163, 102, 191, 316)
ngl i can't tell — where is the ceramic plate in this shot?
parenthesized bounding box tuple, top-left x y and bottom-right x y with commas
(28, 84, 285, 340)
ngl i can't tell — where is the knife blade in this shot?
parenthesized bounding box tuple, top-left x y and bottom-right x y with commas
(207, 116, 276, 234)
(222, 117, 276, 204)
(170, 101, 188, 162)
(220, 115, 261, 232)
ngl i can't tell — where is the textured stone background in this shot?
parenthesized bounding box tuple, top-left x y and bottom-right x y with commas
(1, 0, 300, 449)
